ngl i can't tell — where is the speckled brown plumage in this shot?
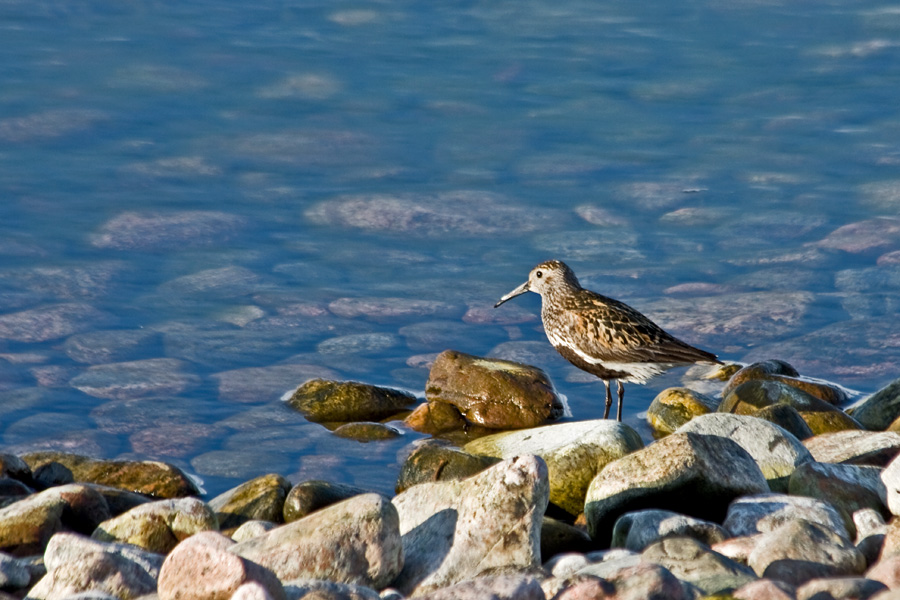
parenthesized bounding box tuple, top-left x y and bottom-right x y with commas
(495, 259, 721, 421)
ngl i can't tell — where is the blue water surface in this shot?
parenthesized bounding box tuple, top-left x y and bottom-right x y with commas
(2, 0, 900, 496)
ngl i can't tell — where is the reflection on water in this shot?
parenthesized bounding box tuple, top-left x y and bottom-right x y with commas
(2, 0, 900, 495)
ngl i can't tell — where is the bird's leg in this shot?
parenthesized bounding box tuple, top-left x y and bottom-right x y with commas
(616, 380, 625, 422)
(603, 380, 613, 419)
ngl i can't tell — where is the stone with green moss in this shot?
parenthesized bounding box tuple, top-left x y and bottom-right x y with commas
(284, 480, 372, 522)
(332, 422, 402, 442)
(209, 473, 291, 531)
(395, 440, 500, 494)
(92, 497, 218, 553)
(287, 379, 417, 424)
(647, 387, 719, 434)
(722, 360, 847, 406)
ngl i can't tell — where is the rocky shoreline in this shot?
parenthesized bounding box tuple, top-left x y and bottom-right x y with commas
(1, 356, 900, 600)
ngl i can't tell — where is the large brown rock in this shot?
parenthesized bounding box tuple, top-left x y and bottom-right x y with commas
(425, 350, 564, 429)
(722, 360, 849, 406)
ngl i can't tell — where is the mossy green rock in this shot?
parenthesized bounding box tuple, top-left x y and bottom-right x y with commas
(22, 452, 199, 498)
(719, 380, 861, 435)
(647, 387, 719, 434)
(209, 473, 292, 531)
(849, 377, 900, 431)
(723, 360, 848, 406)
(425, 349, 565, 429)
(465, 420, 643, 515)
(287, 379, 417, 424)
(395, 441, 500, 494)
(332, 422, 402, 442)
(91, 497, 218, 553)
(284, 480, 371, 522)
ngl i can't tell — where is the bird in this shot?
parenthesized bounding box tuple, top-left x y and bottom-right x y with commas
(494, 259, 721, 422)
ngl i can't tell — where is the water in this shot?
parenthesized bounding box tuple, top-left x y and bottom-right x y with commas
(2, 0, 900, 496)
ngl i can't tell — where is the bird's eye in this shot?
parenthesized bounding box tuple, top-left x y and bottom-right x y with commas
(536, 271, 543, 278)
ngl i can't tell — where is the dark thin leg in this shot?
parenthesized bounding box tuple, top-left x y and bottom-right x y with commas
(616, 380, 625, 422)
(603, 380, 612, 419)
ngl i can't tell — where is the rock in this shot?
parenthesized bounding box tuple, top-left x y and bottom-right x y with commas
(0, 552, 32, 589)
(283, 480, 371, 522)
(0, 478, 32, 502)
(720, 380, 862, 435)
(395, 440, 500, 494)
(0, 454, 33, 486)
(853, 508, 887, 565)
(867, 554, 900, 589)
(212, 364, 343, 404)
(424, 350, 565, 429)
(646, 387, 718, 434)
(811, 217, 900, 253)
(22, 453, 200, 498)
(231, 493, 402, 589)
(640, 536, 758, 595)
(81, 485, 152, 517)
(157, 266, 261, 299)
(286, 379, 416, 424)
(805, 431, 900, 467)
(724, 493, 851, 539)
(231, 582, 276, 600)
(677, 412, 812, 492)
(544, 575, 614, 600)
(0, 484, 110, 556)
(755, 404, 816, 440)
(27, 533, 163, 600)
(747, 520, 866, 586)
(332, 422, 402, 442)
(90, 210, 245, 251)
(795, 576, 886, 600)
(541, 517, 593, 560)
(584, 432, 769, 546)
(414, 574, 545, 600)
(316, 333, 401, 356)
(851, 378, 900, 431)
(91, 497, 218, 553)
(157, 531, 285, 600)
(231, 521, 278, 543)
(281, 578, 381, 600)
(789, 462, 887, 528)
(722, 361, 849, 406)
(327, 297, 458, 321)
(70, 358, 201, 400)
(732, 579, 796, 600)
(464, 420, 643, 515)
(403, 401, 466, 435)
(391, 455, 548, 596)
(0, 304, 113, 343)
(209, 474, 292, 531)
(597, 562, 697, 600)
(611, 510, 728, 552)
(62, 330, 160, 365)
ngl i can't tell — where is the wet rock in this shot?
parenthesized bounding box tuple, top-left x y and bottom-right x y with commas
(720, 380, 861, 435)
(584, 432, 769, 546)
(129, 422, 226, 458)
(91, 497, 218, 553)
(788, 462, 887, 527)
(0, 454, 33, 487)
(0, 483, 110, 556)
(747, 520, 865, 586)
(332, 422, 402, 442)
(0, 108, 106, 142)
(805, 430, 900, 466)
(391, 455, 548, 596)
(286, 379, 417, 424)
(90, 211, 245, 251)
(755, 404, 816, 440)
(89, 396, 199, 436)
(403, 401, 466, 435)
(316, 333, 401, 356)
(282, 579, 380, 600)
(464, 420, 643, 515)
(398, 320, 478, 353)
(231, 520, 278, 543)
(425, 350, 564, 430)
(231, 493, 402, 588)
(611, 509, 728, 552)
(811, 217, 900, 253)
(0, 478, 32, 503)
(283, 480, 371, 522)
(80, 485, 150, 517)
(541, 516, 593, 560)
(462, 302, 538, 326)
(646, 387, 718, 434)
(328, 297, 458, 321)
(724, 493, 850, 539)
(191, 450, 293, 480)
(209, 474, 292, 531)
(676, 412, 813, 492)
(414, 574, 545, 600)
(62, 330, 160, 365)
(795, 576, 887, 600)
(305, 191, 548, 238)
(70, 358, 201, 400)
(158, 266, 261, 299)
(722, 360, 849, 406)
(157, 531, 285, 600)
(22, 452, 200, 498)
(213, 364, 342, 404)
(0, 304, 113, 343)
(395, 440, 500, 494)
(640, 536, 757, 595)
(27, 532, 163, 600)
(850, 378, 900, 431)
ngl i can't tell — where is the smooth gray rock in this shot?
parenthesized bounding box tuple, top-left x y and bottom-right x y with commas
(282, 578, 380, 600)
(415, 574, 544, 600)
(795, 576, 886, 600)
(788, 462, 887, 528)
(849, 377, 900, 431)
(724, 493, 850, 539)
(0, 551, 31, 589)
(391, 455, 548, 596)
(611, 509, 728, 552)
(804, 430, 900, 467)
(640, 536, 757, 595)
(91, 497, 218, 554)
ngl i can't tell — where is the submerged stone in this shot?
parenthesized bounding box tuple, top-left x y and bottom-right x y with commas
(647, 387, 718, 434)
(395, 440, 501, 494)
(283, 480, 372, 522)
(287, 379, 417, 424)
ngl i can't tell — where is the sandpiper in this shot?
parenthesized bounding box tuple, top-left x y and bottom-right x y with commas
(494, 260, 721, 421)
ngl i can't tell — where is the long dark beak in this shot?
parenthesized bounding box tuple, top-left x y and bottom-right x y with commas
(494, 281, 530, 308)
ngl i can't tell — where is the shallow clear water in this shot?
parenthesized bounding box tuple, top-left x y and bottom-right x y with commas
(2, 0, 900, 496)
